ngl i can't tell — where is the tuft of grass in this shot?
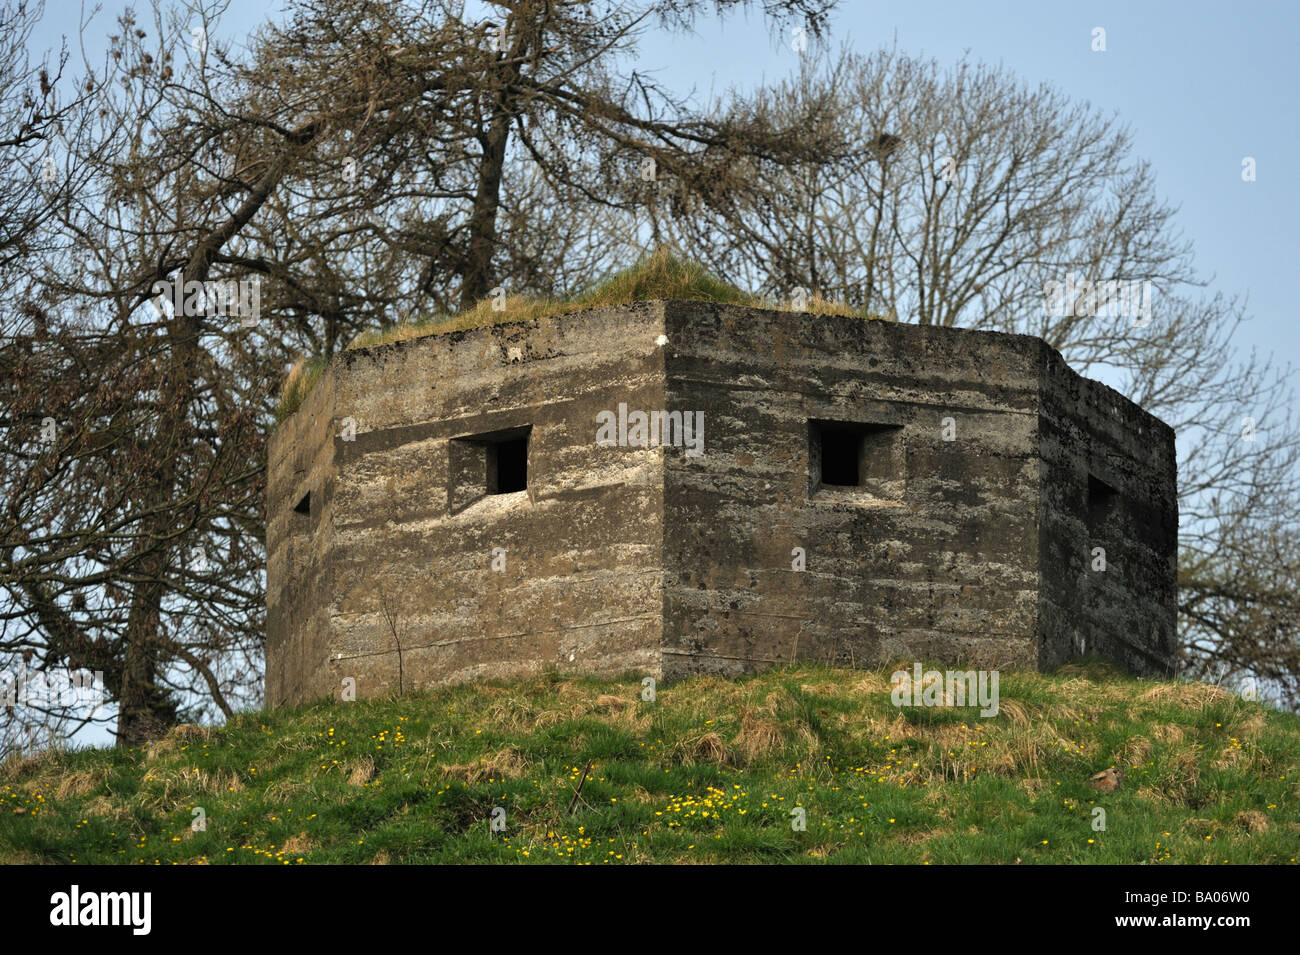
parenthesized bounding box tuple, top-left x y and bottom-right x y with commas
(276, 249, 889, 423)
(274, 355, 328, 424)
(565, 247, 755, 313)
(3, 663, 1297, 865)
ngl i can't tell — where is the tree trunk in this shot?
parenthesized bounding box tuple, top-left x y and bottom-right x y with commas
(116, 289, 202, 746)
(459, 24, 527, 310)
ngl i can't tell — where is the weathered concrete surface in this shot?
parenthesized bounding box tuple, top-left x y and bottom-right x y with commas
(267, 303, 668, 706)
(265, 300, 1176, 706)
(1036, 348, 1178, 673)
(659, 308, 1045, 678)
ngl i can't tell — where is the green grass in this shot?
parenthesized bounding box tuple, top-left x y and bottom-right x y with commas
(4, 662, 1296, 864)
(274, 249, 890, 423)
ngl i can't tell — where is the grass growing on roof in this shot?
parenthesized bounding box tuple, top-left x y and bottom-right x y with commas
(275, 249, 889, 423)
(3, 661, 1297, 865)
(274, 355, 329, 424)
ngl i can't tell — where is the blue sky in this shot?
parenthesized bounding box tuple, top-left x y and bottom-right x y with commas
(22, 0, 1297, 743)
(649, 0, 1298, 366)
(31, 0, 1297, 362)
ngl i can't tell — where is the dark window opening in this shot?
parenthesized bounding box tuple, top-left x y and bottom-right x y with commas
(294, 491, 311, 516)
(489, 437, 528, 494)
(809, 419, 905, 500)
(820, 429, 861, 486)
(1088, 474, 1119, 525)
(449, 425, 532, 511)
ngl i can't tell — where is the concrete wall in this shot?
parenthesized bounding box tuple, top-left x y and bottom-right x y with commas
(659, 303, 1045, 679)
(1036, 349, 1178, 675)
(267, 303, 671, 705)
(265, 300, 1178, 706)
(265, 367, 339, 707)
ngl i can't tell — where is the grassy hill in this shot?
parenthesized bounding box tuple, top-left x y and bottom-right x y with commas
(2, 662, 1297, 865)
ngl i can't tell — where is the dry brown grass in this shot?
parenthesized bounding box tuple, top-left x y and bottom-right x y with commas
(1139, 682, 1234, 709)
(54, 769, 97, 799)
(554, 680, 585, 701)
(136, 765, 207, 810)
(892, 827, 950, 848)
(440, 746, 526, 784)
(1120, 736, 1153, 767)
(1153, 723, 1185, 744)
(1231, 710, 1268, 740)
(884, 713, 920, 741)
(1, 750, 58, 786)
(281, 831, 314, 855)
(275, 355, 327, 423)
(982, 714, 1089, 779)
(1153, 746, 1202, 804)
(799, 681, 845, 697)
(1212, 745, 1245, 770)
(1234, 809, 1269, 832)
(264, 778, 313, 804)
(984, 741, 1021, 777)
(997, 699, 1031, 727)
(0, 848, 43, 864)
(144, 726, 205, 762)
(596, 703, 652, 735)
(754, 683, 798, 717)
(733, 705, 785, 764)
(531, 708, 567, 729)
(1019, 778, 1047, 801)
(850, 672, 890, 694)
(486, 696, 547, 733)
(1183, 817, 1221, 837)
(1053, 678, 1104, 703)
(347, 757, 376, 786)
(679, 731, 728, 765)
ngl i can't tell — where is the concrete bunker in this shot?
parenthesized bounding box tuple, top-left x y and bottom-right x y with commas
(265, 300, 1178, 706)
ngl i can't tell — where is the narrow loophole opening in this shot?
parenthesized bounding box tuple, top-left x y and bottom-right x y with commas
(489, 437, 528, 494)
(819, 429, 862, 486)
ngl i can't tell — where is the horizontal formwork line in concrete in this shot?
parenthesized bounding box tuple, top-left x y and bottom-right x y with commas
(349, 333, 662, 377)
(665, 604, 1031, 630)
(325, 612, 660, 663)
(666, 608, 809, 621)
(330, 556, 661, 571)
(665, 571, 1039, 590)
(670, 382, 1034, 415)
(668, 379, 1040, 419)
(330, 504, 662, 533)
(335, 397, 661, 460)
(659, 645, 1016, 665)
(328, 581, 662, 600)
(661, 649, 790, 665)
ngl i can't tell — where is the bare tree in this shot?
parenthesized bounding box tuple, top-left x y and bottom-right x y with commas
(0, 0, 104, 284)
(2, 2, 285, 746)
(0, 0, 847, 746)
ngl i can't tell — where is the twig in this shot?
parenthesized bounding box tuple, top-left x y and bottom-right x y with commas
(567, 759, 592, 815)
